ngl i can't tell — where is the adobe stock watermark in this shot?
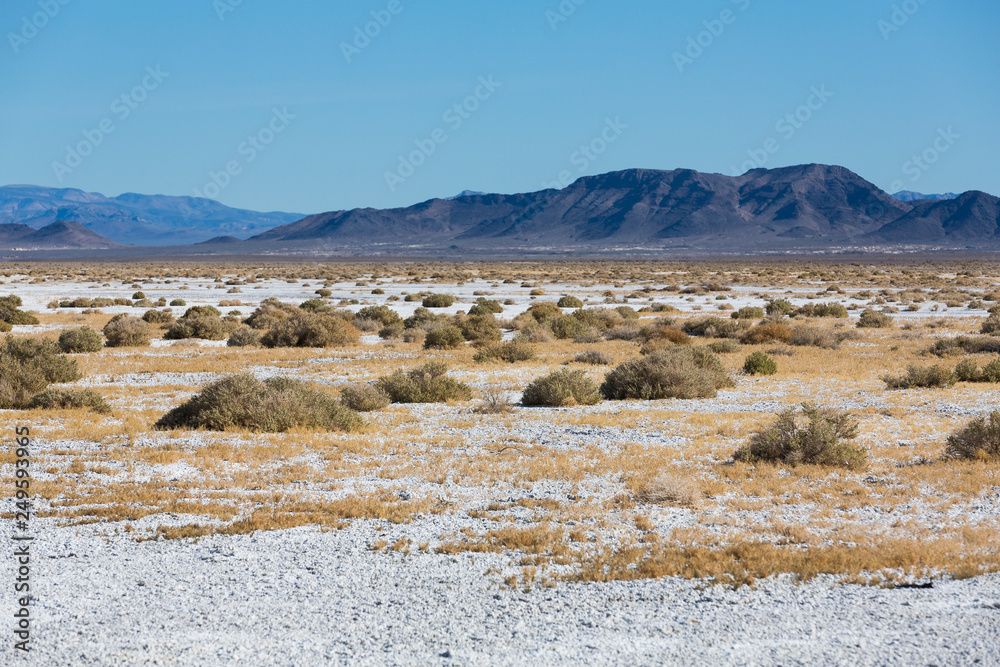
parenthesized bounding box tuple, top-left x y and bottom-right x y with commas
(673, 0, 751, 73)
(541, 117, 628, 190)
(51, 65, 169, 183)
(730, 85, 833, 175)
(193, 107, 295, 200)
(546, 0, 586, 31)
(214, 0, 245, 22)
(8, 0, 73, 54)
(878, 0, 930, 41)
(888, 126, 959, 193)
(341, 0, 410, 64)
(384, 75, 501, 192)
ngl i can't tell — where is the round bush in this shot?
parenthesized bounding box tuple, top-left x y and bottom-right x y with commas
(744, 351, 778, 376)
(422, 294, 456, 308)
(103, 315, 152, 347)
(424, 325, 465, 349)
(58, 327, 104, 353)
(169, 299, 186, 307)
(734, 404, 865, 470)
(600, 347, 734, 400)
(557, 295, 584, 309)
(522, 369, 601, 407)
(227, 326, 262, 347)
(27, 388, 111, 414)
(376, 362, 472, 403)
(857, 309, 894, 328)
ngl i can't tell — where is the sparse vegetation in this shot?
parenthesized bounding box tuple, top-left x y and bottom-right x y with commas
(743, 351, 777, 376)
(945, 411, 1000, 461)
(600, 347, 734, 400)
(339, 383, 391, 412)
(522, 368, 602, 407)
(882, 365, 957, 389)
(102, 315, 153, 347)
(473, 339, 535, 363)
(733, 404, 866, 470)
(376, 362, 472, 403)
(58, 327, 104, 353)
(0, 336, 82, 409)
(26, 388, 111, 414)
(857, 309, 893, 328)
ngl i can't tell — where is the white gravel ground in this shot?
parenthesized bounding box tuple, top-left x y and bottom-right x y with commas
(20, 521, 1000, 666)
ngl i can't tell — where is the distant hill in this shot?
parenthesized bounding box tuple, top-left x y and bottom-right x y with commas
(0, 220, 122, 249)
(892, 191, 960, 202)
(0, 185, 303, 245)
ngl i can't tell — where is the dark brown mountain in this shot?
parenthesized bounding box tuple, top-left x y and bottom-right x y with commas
(251, 164, 928, 250)
(0, 220, 122, 249)
(863, 191, 1000, 244)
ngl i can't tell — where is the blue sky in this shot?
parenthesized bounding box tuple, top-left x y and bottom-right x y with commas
(2, 0, 997, 214)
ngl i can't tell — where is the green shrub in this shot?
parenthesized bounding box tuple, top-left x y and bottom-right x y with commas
(930, 337, 1000, 357)
(600, 347, 734, 400)
(641, 324, 690, 345)
(58, 327, 103, 353)
(473, 339, 535, 363)
(526, 302, 563, 324)
(615, 306, 639, 320)
(473, 297, 503, 313)
(945, 411, 1000, 460)
(0, 295, 39, 326)
(0, 337, 82, 409)
(244, 298, 299, 330)
(981, 358, 1000, 383)
(142, 309, 175, 325)
(424, 325, 466, 349)
(857, 309, 893, 328)
(955, 358, 981, 382)
(422, 294, 456, 308)
(260, 312, 359, 348)
(766, 300, 794, 316)
(356, 305, 402, 328)
(733, 404, 865, 470)
(155, 374, 363, 433)
(795, 302, 848, 318)
(882, 364, 957, 389)
(557, 295, 583, 308)
(732, 306, 765, 320)
(227, 326, 262, 347)
(339, 383, 390, 412)
(169, 299, 186, 307)
(744, 351, 777, 376)
(458, 315, 501, 343)
(522, 369, 601, 407)
(403, 307, 446, 330)
(707, 340, 742, 354)
(132, 291, 146, 300)
(550, 314, 591, 340)
(26, 388, 111, 414)
(164, 315, 234, 341)
(980, 313, 1000, 335)
(103, 315, 152, 347)
(376, 362, 473, 403)
(378, 323, 405, 339)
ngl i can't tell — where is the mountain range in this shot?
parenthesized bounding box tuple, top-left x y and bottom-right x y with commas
(0, 185, 302, 245)
(2, 165, 998, 256)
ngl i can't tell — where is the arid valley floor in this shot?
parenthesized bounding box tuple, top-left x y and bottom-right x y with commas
(1, 260, 999, 665)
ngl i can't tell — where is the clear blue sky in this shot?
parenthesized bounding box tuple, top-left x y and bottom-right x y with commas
(2, 0, 997, 214)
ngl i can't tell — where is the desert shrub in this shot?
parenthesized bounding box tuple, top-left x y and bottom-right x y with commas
(376, 362, 472, 403)
(244, 298, 299, 330)
(401, 328, 426, 345)
(0, 337, 82, 409)
(732, 306, 765, 320)
(356, 305, 402, 328)
(260, 312, 359, 348)
(795, 302, 848, 318)
(403, 307, 447, 330)
(227, 326, 262, 347)
(0, 295, 39, 326)
(955, 358, 981, 382)
(142, 309, 175, 325)
(526, 302, 563, 324)
(738, 321, 792, 345)
(474, 387, 517, 414)
(183, 305, 222, 319)
(169, 299, 186, 307)
(639, 338, 676, 356)
(424, 325, 466, 349)
(605, 323, 642, 341)
(458, 315, 501, 343)
(557, 295, 583, 308)
(766, 300, 794, 316)
(422, 294, 456, 308)
(164, 314, 234, 341)
(522, 368, 601, 407)
(733, 404, 866, 470)
(930, 336, 1000, 357)
(707, 340, 742, 354)
(571, 308, 624, 331)
(980, 313, 1000, 335)
(155, 374, 363, 433)
(945, 411, 1000, 460)
(682, 317, 742, 339)
(642, 324, 689, 345)
(744, 351, 777, 376)
(788, 325, 840, 349)
(551, 314, 591, 340)
(473, 297, 503, 314)
(981, 359, 1000, 383)
(315, 288, 332, 298)
(882, 364, 957, 389)
(857, 309, 893, 328)
(473, 339, 535, 363)
(103, 315, 152, 347)
(132, 298, 154, 308)
(26, 388, 111, 414)
(299, 299, 329, 313)
(600, 347, 734, 400)
(58, 327, 103, 353)
(351, 317, 380, 332)
(633, 472, 700, 507)
(378, 323, 404, 339)
(572, 350, 614, 365)
(338, 383, 391, 412)
(615, 306, 639, 320)
(132, 291, 146, 300)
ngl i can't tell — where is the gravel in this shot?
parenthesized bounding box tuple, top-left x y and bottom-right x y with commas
(15, 520, 999, 666)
